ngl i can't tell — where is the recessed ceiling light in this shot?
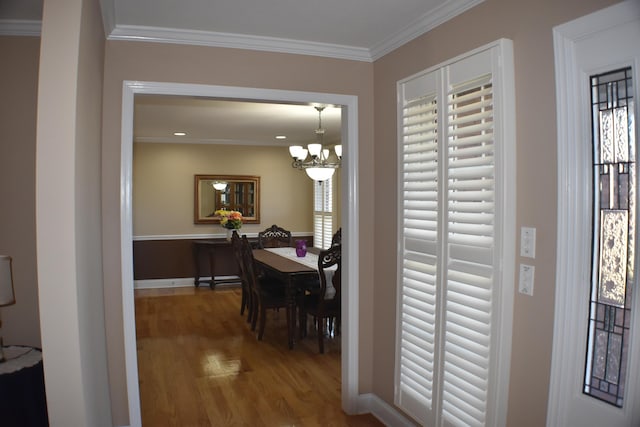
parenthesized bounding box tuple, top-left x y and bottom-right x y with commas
(173, 131, 187, 136)
(275, 135, 287, 140)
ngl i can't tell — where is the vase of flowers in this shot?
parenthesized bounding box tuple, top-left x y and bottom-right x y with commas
(214, 209, 243, 241)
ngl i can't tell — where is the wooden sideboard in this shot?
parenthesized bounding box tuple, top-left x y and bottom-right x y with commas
(133, 235, 314, 286)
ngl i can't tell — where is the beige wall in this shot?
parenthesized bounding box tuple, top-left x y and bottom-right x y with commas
(133, 143, 314, 236)
(103, 41, 374, 425)
(372, 0, 620, 425)
(0, 36, 41, 349)
(36, 0, 112, 425)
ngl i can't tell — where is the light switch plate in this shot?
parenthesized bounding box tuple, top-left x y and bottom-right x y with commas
(519, 264, 535, 296)
(520, 227, 536, 258)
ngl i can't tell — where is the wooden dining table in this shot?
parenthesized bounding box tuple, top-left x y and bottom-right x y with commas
(252, 248, 320, 349)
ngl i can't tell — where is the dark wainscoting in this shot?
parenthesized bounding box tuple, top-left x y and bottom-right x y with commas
(133, 236, 314, 281)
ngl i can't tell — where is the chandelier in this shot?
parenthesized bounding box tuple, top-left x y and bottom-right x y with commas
(288, 106, 342, 181)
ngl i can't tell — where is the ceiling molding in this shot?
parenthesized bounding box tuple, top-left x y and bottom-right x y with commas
(107, 25, 373, 62)
(370, 0, 485, 60)
(134, 136, 291, 146)
(98, 0, 115, 39)
(0, 19, 41, 36)
(0, 0, 483, 60)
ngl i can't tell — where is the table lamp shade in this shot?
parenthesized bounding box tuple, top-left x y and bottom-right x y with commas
(0, 256, 15, 307)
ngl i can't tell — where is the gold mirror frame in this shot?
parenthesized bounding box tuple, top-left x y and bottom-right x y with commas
(194, 175, 260, 224)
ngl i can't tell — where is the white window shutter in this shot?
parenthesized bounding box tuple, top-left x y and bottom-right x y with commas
(396, 74, 439, 425)
(313, 177, 334, 249)
(395, 40, 515, 427)
(443, 74, 494, 427)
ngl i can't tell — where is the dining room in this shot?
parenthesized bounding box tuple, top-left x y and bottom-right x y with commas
(130, 96, 359, 425)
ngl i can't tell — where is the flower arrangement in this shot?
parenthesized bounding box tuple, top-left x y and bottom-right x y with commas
(214, 209, 243, 230)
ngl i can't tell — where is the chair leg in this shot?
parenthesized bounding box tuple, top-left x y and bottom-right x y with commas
(240, 287, 247, 315)
(246, 293, 254, 324)
(258, 305, 267, 340)
(250, 297, 259, 331)
(298, 308, 307, 339)
(317, 316, 325, 354)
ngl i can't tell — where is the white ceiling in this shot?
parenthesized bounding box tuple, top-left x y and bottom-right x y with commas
(0, 0, 483, 147)
(134, 96, 343, 147)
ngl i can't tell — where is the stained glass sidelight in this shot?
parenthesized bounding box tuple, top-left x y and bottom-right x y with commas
(584, 67, 635, 407)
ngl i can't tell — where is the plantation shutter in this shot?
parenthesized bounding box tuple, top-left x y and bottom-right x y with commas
(314, 177, 333, 249)
(442, 74, 494, 427)
(396, 70, 439, 424)
(395, 40, 514, 427)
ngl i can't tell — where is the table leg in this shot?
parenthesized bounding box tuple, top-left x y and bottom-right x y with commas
(286, 275, 295, 349)
(194, 244, 201, 287)
(208, 247, 216, 289)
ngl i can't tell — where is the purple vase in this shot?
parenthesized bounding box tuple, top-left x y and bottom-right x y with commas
(295, 240, 307, 257)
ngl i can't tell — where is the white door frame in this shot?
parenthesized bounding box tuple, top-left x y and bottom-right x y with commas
(119, 81, 360, 427)
(549, 1, 640, 426)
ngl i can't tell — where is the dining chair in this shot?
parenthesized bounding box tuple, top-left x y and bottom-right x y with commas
(231, 231, 253, 322)
(240, 235, 288, 339)
(257, 224, 293, 248)
(330, 228, 342, 247)
(298, 243, 341, 353)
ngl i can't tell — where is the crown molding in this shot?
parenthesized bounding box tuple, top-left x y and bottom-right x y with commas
(108, 24, 373, 62)
(0, 19, 41, 36)
(0, 0, 483, 60)
(370, 0, 485, 60)
(134, 136, 287, 146)
(98, 0, 116, 39)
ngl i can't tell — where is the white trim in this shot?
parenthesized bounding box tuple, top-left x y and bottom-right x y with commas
(98, 0, 115, 38)
(121, 81, 359, 426)
(357, 393, 416, 427)
(491, 38, 516, 427)
(102, 0, 481, 63)
(108, 25, 372, 62)
(369, 0, 484, 61)
(134, 277, 240, 289)
(549, 2, 640, 426)
(134, 136, 288, 146)
(0, 19, 41, 36)
(0, 0, 482, 60)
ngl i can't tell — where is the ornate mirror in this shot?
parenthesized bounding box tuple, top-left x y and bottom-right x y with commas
(194, 175, 260, 224)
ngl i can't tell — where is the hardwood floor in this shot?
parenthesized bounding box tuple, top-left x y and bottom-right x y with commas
(135, 286, 383, 426)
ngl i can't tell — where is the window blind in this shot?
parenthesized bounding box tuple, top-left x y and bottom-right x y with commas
(397, 94, 439, 423)
(395, 41, 514, 427)
(442, 76, 494, 427)
(314, 177, 333, 249)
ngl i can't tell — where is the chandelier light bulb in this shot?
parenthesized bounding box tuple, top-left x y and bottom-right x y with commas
(308, 143, 322, 157)
(334, 144, 342, 158)
(305, 167, 335, 181)
(289, 145, 302, 158)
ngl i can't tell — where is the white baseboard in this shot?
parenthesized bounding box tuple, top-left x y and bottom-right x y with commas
(357, 393, 416, 426)
(134, 277, 240, 289)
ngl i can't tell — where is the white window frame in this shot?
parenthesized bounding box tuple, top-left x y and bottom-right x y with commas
(548, 2, 640, 426)
(394, 39, 516, 427)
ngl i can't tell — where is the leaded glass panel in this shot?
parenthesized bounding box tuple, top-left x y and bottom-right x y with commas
(584, 67, 635, 408)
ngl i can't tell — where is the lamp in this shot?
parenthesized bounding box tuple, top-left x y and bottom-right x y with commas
(212, 181, 227, 191)
(289, 106, 341, 181)
(0, 255, 16, 363)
